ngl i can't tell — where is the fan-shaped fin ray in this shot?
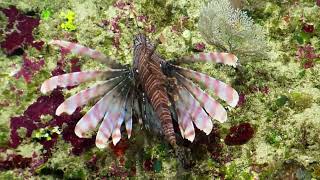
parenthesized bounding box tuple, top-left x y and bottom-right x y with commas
(175, 73, 227, 123)
(41, 71, 103, 94)
(41, 70, 127, 94)
(49, 40, 123, 68)
(74, 78, 127, 139)
(176, 100, 195, 142)
(175, 66, 239, 107)
(124, 90, 133, 139)
(177, 87, 213, 135)
(175, 52, 238, 67)
(56, 76, 124, 116)
(95, 81, 130, 148)
(111, 88, 131, 145)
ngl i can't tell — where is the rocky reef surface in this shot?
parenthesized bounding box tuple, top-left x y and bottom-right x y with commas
(0, 0, 319, 179)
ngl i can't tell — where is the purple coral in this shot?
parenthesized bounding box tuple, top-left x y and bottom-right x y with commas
(0, 6, 44, 55)
(237, 93, 246, 107)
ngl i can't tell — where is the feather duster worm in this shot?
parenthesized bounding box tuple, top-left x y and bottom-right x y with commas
(40, 34, 239, 148)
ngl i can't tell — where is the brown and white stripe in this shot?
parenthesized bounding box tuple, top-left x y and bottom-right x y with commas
(176, 73, 227, 123)
(176, 66, 239, 107)
(74, 79, 126, 140)
(177, 87, 213, 135)
(180, 52, 238, 67)
(95, 82, 131, 148)
(40, 71, 106, 94)
(49, 40, 123, 68)
(56, 76, 124, 116)
(135, 44, 176, 146)
(175, 99, 195, 142)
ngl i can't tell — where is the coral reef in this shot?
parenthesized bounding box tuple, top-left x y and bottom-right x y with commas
(0, 0, 320, 179)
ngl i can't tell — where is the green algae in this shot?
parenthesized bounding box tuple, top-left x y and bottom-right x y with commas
(288, 92, 313, 112)
(59, 10, 77, 31)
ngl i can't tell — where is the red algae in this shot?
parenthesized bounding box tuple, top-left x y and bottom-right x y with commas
(14, 54, 45, 83)
(193, 42, 206, 52)
(302, 23, 314, 33)
(296, 44, 319, 69)
(225, 123, 254, 146)
(9, 48, 95, 162)
(237, 93, 246, 107)
(0, 154, 32, 170)
(143, 159, 154, 171)
(0, 6, 44, 55)
(109, 139, 129, 157)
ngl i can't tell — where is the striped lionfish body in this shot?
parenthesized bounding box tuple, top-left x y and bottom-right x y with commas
(132, 34, 176, 146)
(40, 34, 239, 149)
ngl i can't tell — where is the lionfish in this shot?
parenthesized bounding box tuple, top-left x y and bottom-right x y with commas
(40, 34, 239, 149)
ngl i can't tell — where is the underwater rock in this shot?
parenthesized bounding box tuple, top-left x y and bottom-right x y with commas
(224, 123, 254, 146)
(0, 6, 44, 55)
(271, 160, 311, 180)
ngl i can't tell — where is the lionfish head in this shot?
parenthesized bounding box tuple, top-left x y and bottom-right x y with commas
(133, 33, 146, 47)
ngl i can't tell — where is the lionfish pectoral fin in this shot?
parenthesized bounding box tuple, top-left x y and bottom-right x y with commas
(49, 40, 124, 69)
(173, 52, 238, 67)
(175, 66, 239, 108)
(137, 91, 164, 136)
(40, 71, 105, 94)
(111, 88, 131, 145)
(56, 76, 124, 116)
(74, 78, 127, 139)
(176, 87, 213, 135)
(95, 80, 131, 148)
(124, 90, 133, 139)
(175, 73, 228, 123)
(175, 100, 194, 142)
